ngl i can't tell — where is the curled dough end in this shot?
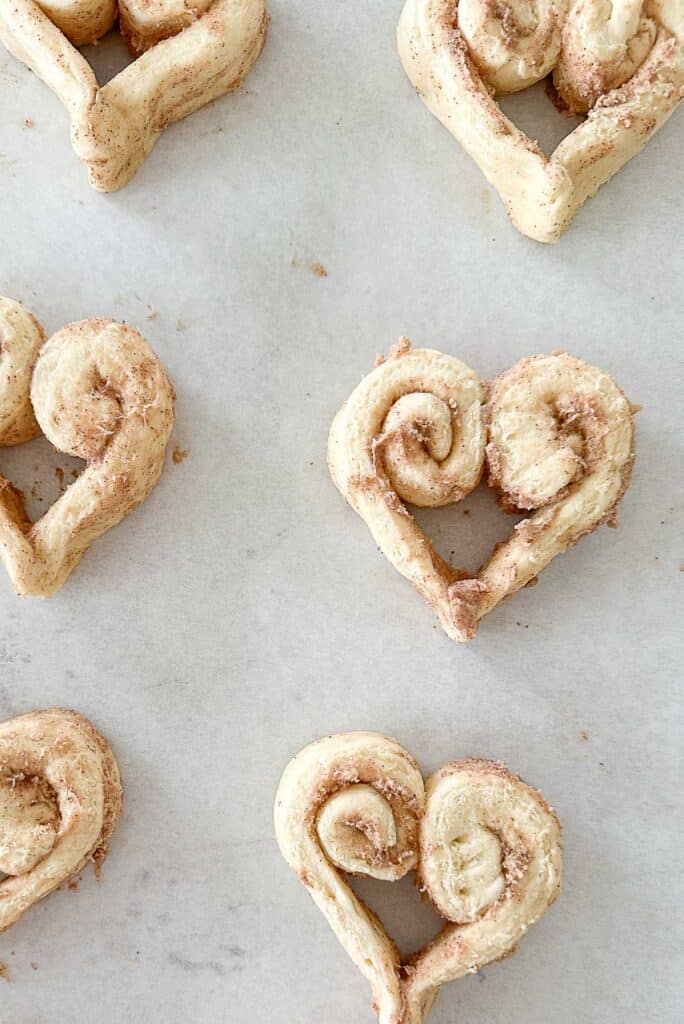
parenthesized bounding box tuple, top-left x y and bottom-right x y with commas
(275, 733, 562, 1024)
(328, 338, 485, 643)
(553, 0, 659, 113)
(448, 350, 636, 634)
(403, 756, 562, 1022)
(275, 732, 425, 1024)
(0, 707, 122, 933)
(329, 344, 635, 642)
(0, 299, 175, 597)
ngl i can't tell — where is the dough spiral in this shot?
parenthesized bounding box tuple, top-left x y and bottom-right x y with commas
(0, 0, 268, 190)
(328, 341, 635, 642)
(459, 0, 568, 93)
(450, 351, 635, 637)
(0, 708, 122, 932)
(397, 0, 684, 241)
(0, 298, 175, 597)
(328, 339, 486, 641)
(275, 733, 562, 1024)
(554, 0, 659, 112)
(274, 732, 425, 1024)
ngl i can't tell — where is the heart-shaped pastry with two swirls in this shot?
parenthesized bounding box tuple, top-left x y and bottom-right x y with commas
(328, 338, 636, 642)
(275, 732, 562, 1024)
(0, 297, 175, 596)
(398, 0, 684, 241)
(0, 0, 267, 190)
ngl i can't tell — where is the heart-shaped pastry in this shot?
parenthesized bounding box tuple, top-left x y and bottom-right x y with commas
(0, 708, 122, 932)
(0, 0, 267, 190)
(275, 732, 562, 1024)
(397, 0, 684, 241)
(0, 297, 175, 596)
(328, 338, 635, 642)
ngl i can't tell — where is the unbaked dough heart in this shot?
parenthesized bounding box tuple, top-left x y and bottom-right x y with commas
(0, 297, 175, 596)
(0, 0, 267, 190)
(397, 0, 684, 241)
(275, 732, 563, 1024)
(328, 339, 635, 642)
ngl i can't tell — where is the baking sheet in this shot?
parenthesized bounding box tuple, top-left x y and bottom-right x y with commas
(0, 2, 682, 1021)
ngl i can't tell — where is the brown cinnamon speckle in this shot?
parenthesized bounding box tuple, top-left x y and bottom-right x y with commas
(0, 962, 9, 982)
(310, 262, 328, 278)
(172, 445, 189, 465)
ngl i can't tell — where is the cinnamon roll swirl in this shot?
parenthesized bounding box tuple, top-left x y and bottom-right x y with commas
(0, 708, 122, 932)
(450, 351, 635, 638)
(275, 733, 425, 1023)
(554, 0, 659, 112)
(459, 0, 568, 93)
(328, 339, 486, 641)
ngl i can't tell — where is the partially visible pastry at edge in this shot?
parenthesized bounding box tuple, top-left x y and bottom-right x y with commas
(397, 0, 684, 241)
(0, 297, 175, 597)
(0, 0, 268, 190)
(0, 708, 122, 932)
(275, 732, 562, 1024)
(328, 339, 635, 642)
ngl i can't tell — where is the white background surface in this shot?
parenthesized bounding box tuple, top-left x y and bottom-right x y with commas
(0, 2, 682, 1022)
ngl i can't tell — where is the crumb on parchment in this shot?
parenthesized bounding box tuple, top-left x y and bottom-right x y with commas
(291, 257, 329, 278)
